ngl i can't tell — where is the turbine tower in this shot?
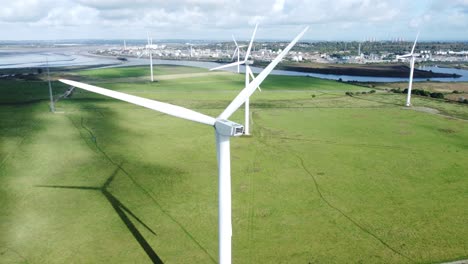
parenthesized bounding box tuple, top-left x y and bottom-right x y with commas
(188, 44, 194, 58)
(147, 33, 154, 82)
(210, 24, 260, 135)
(46, 56, 55, 112)
(397, 32, 419, 107)
(58, 26, 309, 264)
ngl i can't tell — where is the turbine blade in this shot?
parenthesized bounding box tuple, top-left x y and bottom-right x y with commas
(58, 79, 216, 126)
(219, 26, 309, 119)
(247, 68, 261, 91)
(106, 192, 157, 236)
(397, 53, 412, 59)
(232, 35, 238, 47)
(244, 24, 258, 61)
(231, 47, 238, 61)
(210, 61, 245, 71)
(410, 31, 419, 55)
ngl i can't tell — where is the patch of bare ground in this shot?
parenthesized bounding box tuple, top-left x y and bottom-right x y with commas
(408, 106, 440, 114)
(441, 260, 468, 264)
(403, 106, 468, 122)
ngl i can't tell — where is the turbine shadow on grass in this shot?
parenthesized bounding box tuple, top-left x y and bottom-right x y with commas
(65, 112, 216, 263)
(36, 166, 163, 264)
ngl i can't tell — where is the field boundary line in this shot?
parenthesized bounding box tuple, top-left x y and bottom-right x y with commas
(294, 154, 415, 263)
(253, 110, 416, 263)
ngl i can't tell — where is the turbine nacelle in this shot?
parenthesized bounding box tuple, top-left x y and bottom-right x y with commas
(215, 119, 244, 137)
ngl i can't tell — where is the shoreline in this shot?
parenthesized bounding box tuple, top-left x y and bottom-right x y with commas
(253, 62, 462, 79)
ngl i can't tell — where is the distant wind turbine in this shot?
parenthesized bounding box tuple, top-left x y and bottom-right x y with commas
(186, 43, 194, 58)
(46, 56, 55, 112)
(147, 33, 154, 82)
(210, 24, 260, 135)
(397, 32, 419, 107)
(58, 26, 309, 264)
(231, 35, 247, 73)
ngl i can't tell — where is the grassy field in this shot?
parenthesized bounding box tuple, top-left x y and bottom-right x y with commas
(1, 65, 467, 263)
(367, 81, 468, 111)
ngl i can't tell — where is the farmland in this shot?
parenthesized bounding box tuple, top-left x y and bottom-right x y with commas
(1, 65, 467, 263)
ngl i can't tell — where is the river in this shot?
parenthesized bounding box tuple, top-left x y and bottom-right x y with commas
(1, 47, 467, 83)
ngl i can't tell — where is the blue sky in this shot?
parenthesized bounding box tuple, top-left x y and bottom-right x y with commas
(0, 0, 467, 41)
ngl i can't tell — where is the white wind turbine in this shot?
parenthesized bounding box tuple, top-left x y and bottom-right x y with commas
(45, 56, 55, 112)
(186, 43, 194, 58)
(147, 33, 154, 82)
(231, 35, 247, 73)
(397, 32, 419, 107)
(58, 26, 308, 264)
(210, 24, 260, 135)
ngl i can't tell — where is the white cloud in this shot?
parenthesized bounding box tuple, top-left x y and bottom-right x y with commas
(273, 0, 285, 12)
(0, 0, 55, 22)
(0, 0, 466, 40)
(36, 4, 99, 27)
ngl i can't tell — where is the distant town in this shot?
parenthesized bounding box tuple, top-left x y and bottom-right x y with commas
(89, 40, 468, 65)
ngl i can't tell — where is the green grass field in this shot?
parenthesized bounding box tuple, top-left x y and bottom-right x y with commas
(1, 65, 467, 263)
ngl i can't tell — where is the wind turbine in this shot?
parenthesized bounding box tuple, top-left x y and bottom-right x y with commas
(46, 56, 55, 112)
(231, 35, 247, 73)
(397, 32, 419, 107)
(147, 33, 154, 82)
(58, 26, 308, 264)
(210, 24, 260, 135)
(186, 43, 194, 58)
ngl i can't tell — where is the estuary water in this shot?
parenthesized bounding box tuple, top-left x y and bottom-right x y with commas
(0, 47, 121, 68)
(100, 58, 468, 83)
(1, 47, 467, 83)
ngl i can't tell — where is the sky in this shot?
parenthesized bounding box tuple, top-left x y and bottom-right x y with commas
(0, 0, 467, 41)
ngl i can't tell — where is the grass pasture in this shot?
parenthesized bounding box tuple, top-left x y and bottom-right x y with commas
(1, 65, 467, 263)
